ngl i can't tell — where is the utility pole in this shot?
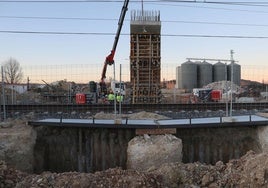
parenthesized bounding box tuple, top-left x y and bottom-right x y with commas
(225, 62, 228, 117)
(230, 50, 234, 117)
(113, 61, 117, 117)
(119, 64, 122, 117)
(265, 84, 268, 101)
(1, 66, 6, 120)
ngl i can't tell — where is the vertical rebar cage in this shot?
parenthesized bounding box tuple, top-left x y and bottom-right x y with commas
(130, 10, 161, 104)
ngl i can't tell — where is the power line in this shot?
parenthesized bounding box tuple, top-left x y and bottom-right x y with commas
(0, 15, 117, 21)
(0, 0, 113, 2)
(165, 20, 268, 27)
(1, 0, 268, 13)
(164, 33, 268, 39)
(0, 0, 268, 7)
(0, 0, 174, 3)
(1, 15, 268, 27)
(1, 30, 268, 39)
(150, 2, 268, 14)
(0, 0, 267, 3)
(205, 1, 268, 7)
(165, 0, 268, 7)
(0, 30, 115, 35)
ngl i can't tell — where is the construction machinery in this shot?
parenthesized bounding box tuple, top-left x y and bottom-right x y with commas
(192, 88, 222, 103)
(99, 0, 129, 95)
(75, 0, 129, 105)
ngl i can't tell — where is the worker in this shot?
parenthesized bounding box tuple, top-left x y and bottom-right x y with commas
(116, 94, 123, 103)
(108, 91, 115, 104)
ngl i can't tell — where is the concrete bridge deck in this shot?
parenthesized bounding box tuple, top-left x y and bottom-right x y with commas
(28, 115, 268, 129)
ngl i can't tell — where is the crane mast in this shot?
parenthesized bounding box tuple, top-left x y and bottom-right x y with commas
(100, 0, 129, 94)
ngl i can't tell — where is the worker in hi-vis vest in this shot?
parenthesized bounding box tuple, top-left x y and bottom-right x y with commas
(116, 95, 123, 103)
(108, 91, 115, 104)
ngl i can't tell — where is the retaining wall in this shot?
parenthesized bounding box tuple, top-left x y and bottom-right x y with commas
(33, 126, 263, 173)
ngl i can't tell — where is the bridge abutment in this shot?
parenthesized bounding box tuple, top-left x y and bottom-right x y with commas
(32, 125, 265, 173)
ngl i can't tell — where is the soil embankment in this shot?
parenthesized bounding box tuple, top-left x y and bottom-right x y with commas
(0, 120, 36, 173)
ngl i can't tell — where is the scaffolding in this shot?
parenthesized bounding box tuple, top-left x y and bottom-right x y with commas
(130, 10, 161, 104)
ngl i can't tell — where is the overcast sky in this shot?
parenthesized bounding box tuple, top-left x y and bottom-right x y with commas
(1, 0, 268, 83)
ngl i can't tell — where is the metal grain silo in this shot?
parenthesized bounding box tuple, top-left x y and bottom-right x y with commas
(176, 66, 182, 89)
(213, 61, 226, 82)
(181, 60, 197, 91)
(197, 61, 213, 88)
(227, 62, 241, 86)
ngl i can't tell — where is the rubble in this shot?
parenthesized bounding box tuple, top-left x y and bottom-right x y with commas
(0, 151, 268, 187)
(15, 167, 163, 188)
(0, 161, 27, 188)
(151, 151, 268, 187)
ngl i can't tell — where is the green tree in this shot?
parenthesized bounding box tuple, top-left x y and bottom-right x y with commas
(2, 58, 23, 84)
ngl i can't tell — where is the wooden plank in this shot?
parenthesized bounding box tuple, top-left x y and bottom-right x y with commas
(135, 128, 176, 135)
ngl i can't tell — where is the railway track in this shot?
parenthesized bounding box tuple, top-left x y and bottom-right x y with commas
(1, 102, 268, 114)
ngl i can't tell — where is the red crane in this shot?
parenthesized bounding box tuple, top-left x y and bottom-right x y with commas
(100, 0, 129, 94)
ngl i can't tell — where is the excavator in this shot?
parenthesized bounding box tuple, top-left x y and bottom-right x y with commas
(99, 0, 129, 95)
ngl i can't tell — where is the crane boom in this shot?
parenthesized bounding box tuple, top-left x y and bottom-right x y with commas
(100, 0, 129, 93)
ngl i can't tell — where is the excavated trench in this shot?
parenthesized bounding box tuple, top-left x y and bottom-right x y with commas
(177, 127, 261, 164)
(32, 125, 262, 173)
(33, 127, 135, 173)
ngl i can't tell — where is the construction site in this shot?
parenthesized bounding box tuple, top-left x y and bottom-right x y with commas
(90, 8, 163, 105)
(2, 1, 268, 188)
(2, 5, 266, 106)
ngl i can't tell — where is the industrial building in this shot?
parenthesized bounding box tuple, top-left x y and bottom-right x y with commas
(130, 10, 161, 104)
(176, 60, 241, 91)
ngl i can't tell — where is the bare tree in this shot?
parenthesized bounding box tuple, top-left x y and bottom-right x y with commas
(2, 58, 23, 84)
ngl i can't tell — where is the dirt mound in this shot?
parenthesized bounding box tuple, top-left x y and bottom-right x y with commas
(15, 168, 163, 188)
(127, 111, 170, 120)
(1, 151, 268, 187)
(93, 112, 116, 119)
(239, 151, 268, 186)
(152, 150, 268, 187)
(0, 161, 27, 188)
(205, 80, 241, 93)
(94, 111, 170, 120)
